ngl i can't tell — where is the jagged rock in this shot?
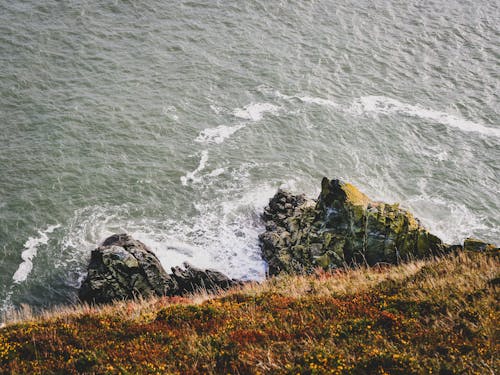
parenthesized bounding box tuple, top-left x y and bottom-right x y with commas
(79, 234, 177, 304)
(260, 178, 449, 275)
(170, 262, 244, 295)
(79, 234, 242, 304)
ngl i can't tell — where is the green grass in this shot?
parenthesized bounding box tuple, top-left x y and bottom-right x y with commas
(1, 250, 498, 374)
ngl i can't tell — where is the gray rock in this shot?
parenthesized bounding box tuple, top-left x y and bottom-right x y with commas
(170, 262, 244, 295)
(79, 234, 176, 304)
(79, 234, 243, 304)
(260, 178, 455, 275)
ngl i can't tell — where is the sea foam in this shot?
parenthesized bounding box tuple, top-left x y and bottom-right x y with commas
(180, 150, 209, 186)
(12, 224, 61, 283)
(57, 168, 272, 281)
(297, 96, 339, 107)
(355, 96, 500, 138)
(274, 91, 338, 107)
(405, 194, 489, 245)
(52, 158, 273, 281)
(233, 102, 278, 121)
(274, 90, 499, 138)
(195, 102, 278, 145)
(195, 124, 246, 144)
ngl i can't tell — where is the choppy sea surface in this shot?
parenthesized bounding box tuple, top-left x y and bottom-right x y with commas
(1, 0, 499, 315)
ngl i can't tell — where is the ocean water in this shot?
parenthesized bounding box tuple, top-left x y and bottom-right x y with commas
(1, 0, 499, 315)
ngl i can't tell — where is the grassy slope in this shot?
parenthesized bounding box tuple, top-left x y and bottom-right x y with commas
(0, 251, 498, 375)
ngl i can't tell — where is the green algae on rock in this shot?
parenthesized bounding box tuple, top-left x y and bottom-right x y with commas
(260, 178, 450, 275)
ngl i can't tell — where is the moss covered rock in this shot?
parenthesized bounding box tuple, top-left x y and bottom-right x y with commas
(260, 178, 452, 275)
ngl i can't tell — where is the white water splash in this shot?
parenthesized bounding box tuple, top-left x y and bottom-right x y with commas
(129, 231, 214, 272)
(405, 195, 489, 245)
(55, 164, 273, 280)
(233, 102, 278, 121)
(180, 150, 209, 186)
(354, 95, 500, 138)
(12, 224, 61, 283)
(170, 182, 273, 279)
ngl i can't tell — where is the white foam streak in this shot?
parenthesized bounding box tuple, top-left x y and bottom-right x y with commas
(195, 124, 245, 144)
(195, 102, 278, 146)
(12, 225, 61, 283)
(274, 90, 498, 138)
(180, 150, 209, 186)
(233, 103, 278, 121)
(274, 91, 338, 107)
(207, 168, 225, 177)
(296, 96, 339, 107)
(356, 96, 500, 138)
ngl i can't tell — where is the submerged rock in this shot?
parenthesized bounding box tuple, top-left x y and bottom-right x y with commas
(79, 234, 242, 304)
(260, 178, 450, 275)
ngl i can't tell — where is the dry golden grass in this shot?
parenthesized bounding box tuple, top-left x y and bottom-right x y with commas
(1, 250, 498, 374)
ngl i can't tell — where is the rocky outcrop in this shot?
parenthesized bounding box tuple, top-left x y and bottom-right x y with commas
(260, 178, 452, 275)
(79, 183, 498, 302)
(79, 234, 242, 304)
(79, 234, 175, 304)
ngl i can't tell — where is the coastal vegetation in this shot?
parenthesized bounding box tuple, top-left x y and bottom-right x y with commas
(1, 249, 498, 374)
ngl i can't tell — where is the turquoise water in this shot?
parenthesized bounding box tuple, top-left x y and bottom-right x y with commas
(1, 0, 499, 314)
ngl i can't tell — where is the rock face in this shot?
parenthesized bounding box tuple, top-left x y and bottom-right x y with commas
(260, 178, 448, 275)
(170, 262, 244, 295)
(79, 234, 175, 304)
(79, 234, 242, 304)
